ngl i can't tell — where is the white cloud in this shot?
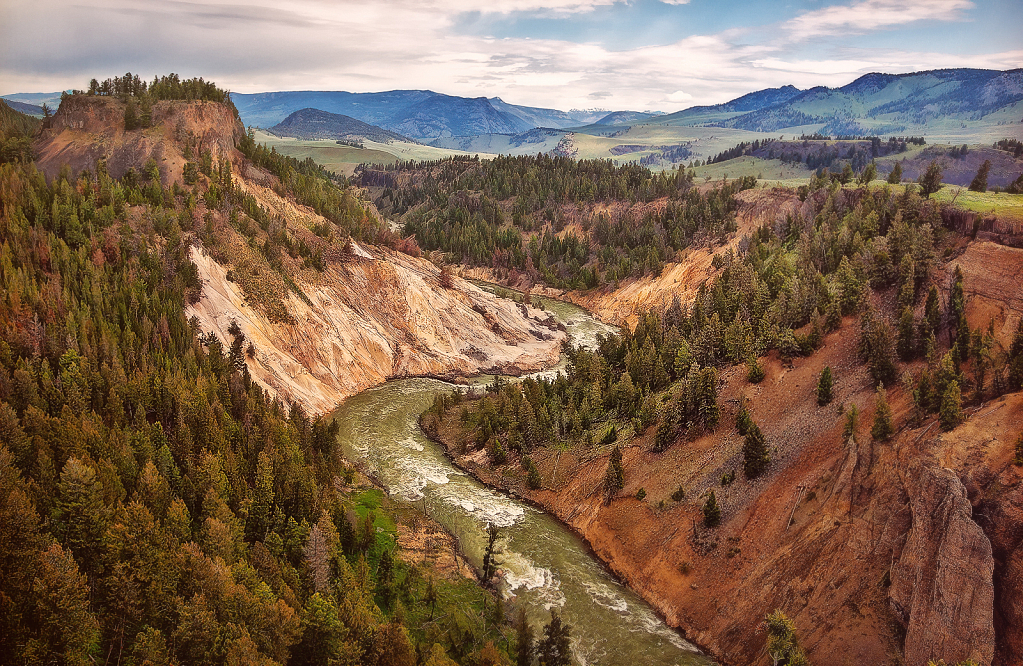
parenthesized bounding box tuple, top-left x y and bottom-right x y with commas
(1, 0, 1019, 111)
(780, 0, 974, 39)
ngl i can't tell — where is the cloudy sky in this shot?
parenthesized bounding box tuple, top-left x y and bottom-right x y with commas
(1, 0, 1020, 111)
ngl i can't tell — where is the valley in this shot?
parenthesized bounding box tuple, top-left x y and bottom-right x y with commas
(2, 60, 1023, 666)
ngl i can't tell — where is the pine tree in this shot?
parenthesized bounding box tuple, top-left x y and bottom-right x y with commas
(24, 544, 99, 666)
(940, 380, 964, 431)
(859, 304, 898, 386)
(887, 162, 903, 184)
(897, 306, 916, 361)
(969, 160, 991, 192)
(742, 423, 770, 479)
(603, 445, 624, 501)
(817, 367, 834, 406)
(1008, 317, 1023, 389)
(537, 612, 571, 666)
(523, 456, 542, 489)
(124, 98, 139, 131)
(925, 286, 941, 334)
(858, 162, 877, 185)
(51, 458, 107, 575)
(918, 161, 943, 198)
(703, 490, 721, 527)
(843, 404, 859, 440)
(871, 384, 895, 441)
(515, 606, 534, 666)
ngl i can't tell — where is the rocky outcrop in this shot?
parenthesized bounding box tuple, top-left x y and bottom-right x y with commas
(891, 460, 995, 665)
(34, 95, 243, 185)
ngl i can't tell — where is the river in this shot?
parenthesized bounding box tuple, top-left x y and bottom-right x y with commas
(331, 292, 712, 666)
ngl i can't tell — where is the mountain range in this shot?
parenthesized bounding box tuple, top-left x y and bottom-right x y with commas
(231, 90, 610, 139)
(651, 69, 1023, 135)
(0, 95, 48, 117)
(10, 67, 1022, 143)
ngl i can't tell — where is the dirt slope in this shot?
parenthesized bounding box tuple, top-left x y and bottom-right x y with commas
(438, 326, 1022, 665)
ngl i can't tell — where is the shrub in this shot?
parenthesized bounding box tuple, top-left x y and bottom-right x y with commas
(670, 485, 685, 502)
(439, 264, 455, 289)
(766, 610, 809, 666)
(746, 357, 765, 384)
(635, 488, 646, 501)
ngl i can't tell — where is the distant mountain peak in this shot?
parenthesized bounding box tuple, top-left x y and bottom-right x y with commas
(269, 108, 412, 143)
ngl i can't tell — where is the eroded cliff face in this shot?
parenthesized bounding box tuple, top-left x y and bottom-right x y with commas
(186, 243, 564, 414)
(891, 460, 996, 665)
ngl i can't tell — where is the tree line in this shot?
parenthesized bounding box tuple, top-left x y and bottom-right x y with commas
(75, 72, 232, 104)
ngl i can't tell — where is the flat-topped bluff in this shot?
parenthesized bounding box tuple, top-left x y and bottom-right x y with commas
(33, 94, 565, 412)
(34, 94, 243, 185)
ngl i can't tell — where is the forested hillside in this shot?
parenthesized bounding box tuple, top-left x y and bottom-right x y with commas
(425, 180, 1008, 458)
(361, 155, 756, 289)
(423, 172, 1023, 665)
(0, 81, 522, 666)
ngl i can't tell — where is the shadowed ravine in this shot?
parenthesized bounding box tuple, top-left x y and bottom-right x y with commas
(331, 294, 712, 665)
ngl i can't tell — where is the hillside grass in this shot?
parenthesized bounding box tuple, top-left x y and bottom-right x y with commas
(932, 187, 1023, 222)
(253, 130, 497, 175)
(691, 156, 812, 182)
(253, 130, 398, 175)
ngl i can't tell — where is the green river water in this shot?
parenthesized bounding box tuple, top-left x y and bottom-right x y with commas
(331, 292, 712, 666)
